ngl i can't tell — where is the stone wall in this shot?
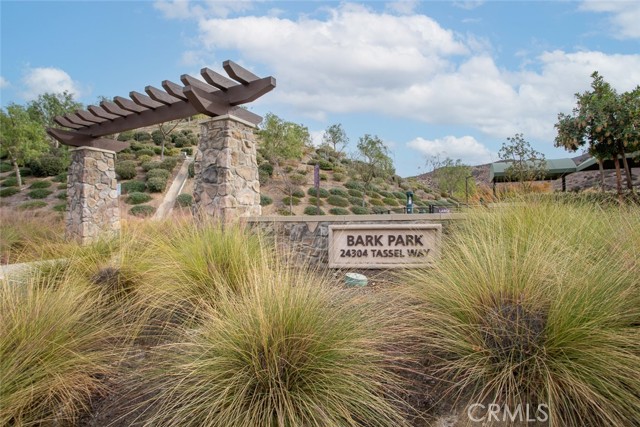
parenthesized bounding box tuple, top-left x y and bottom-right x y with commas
(192, 115, 261, 223)
(248, 213, 462, 267)
(66, 147, 119, 244)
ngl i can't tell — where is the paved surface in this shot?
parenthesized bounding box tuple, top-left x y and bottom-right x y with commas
(153, 157, 193, 220)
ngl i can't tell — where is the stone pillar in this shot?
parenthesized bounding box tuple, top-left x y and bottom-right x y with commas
(192, 115, 261, 222)
(66, 147, 120, 244)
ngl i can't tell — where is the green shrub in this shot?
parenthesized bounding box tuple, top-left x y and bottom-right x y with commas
(345, 180, 365, 190)
(146, 168, 170, 181)
(136, 148, 155, 158)
(142, 161, 163, 172)
(126, 192, 152, 205)
(378, 190, 393, 198)
(122, 180, 146, 193)
(28, 189, 53, 199)
(258, 163, 274, 177)
(383, 197, 399, 206)
(369, 192, 382, 199)
(152, 130, 165, 145)
(188, 163, 195, 178)
(329, 187, 348, 197)
(153, 147, 162, 156)
(52, 173, 67, 183)
(393, 191, 406, 200)
(319, 159, 333, 170)
(292, 188, 305, 198)
(276, 208, 294, 216)
(117, 130, 135, 141)
(402, 201, 640, 426)
(0, 162, 12, 172)
(133, 131, 152, 142)
(29, 180, 52, 189)
(258, 169, 270, 185)
(332, 172, 345, 182)
(308, 197, 323, 206)
(18, 201, 48, 210)
(350, 206, 370, 215)
(57, 183, 67, 190)
(176, 193, 193, 208)
(115, 160, 137, 180)
(369, 198, 385, 206)
(304, 206, 325, 215)
(282, 196, 301, 206)
(29, 155, 67, 177)
(56, 191, 67, 200)
(160, 157, 178, 171)
(348, 189, 363, 198)
(19, 167, 31, 177)
(147, 177, 167, 193)
(327, 195, 349, 207)
(290, 173, 307, 185)
(0, 187, 19, 197)
(129, 204, 156, 217)
(371, 206, 388, 214)
(137, 154, 152, 164)
(2, 176, 18, 187)
(307, 187, 329, 198)
(181, 147, 193, 156)
(329, 207, 350, 215)
(260, 194, 273, 206)
(320, 173, 328, 181)
(349, 196, 364, 206)
(53, 203, 67, 212)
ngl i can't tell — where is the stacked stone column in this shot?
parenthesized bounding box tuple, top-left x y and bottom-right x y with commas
(66, 147, 120, 244)
(192, 115, 261, 222)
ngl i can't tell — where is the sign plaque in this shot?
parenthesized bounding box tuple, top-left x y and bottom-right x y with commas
(328, 224, 441, 268)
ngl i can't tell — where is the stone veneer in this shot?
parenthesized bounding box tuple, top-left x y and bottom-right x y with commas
(66, 147, 120, 244)
(248, 214, 462, 267)
(192, 115, 261, 222)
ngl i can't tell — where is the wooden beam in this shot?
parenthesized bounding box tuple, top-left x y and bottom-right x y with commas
(226, 76, 276, 105)
(75, 110, 107, 124)
(100, 101, 135, 117)
(114, 96, 147, 113)
(130, 91, 165, 109)
(201, 68, 236, 90)
(63, 113, 94, 126)
(54, 116, 84, 129)
(183, 85, 230, 116)
(161, 80, 188, 101)
(88, 105, 120, 120)
(145, 85, 181, 105)
(181, 74, 222, 94)
(227, 107, 263, 125)
(46, 128, 130, 152)
(223, 60, 259, 84)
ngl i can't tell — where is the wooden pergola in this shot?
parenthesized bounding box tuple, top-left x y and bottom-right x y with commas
(46, 60, 275, 149)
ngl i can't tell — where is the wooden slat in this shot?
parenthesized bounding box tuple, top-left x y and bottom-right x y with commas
(88, 105, 119, 120)
(130, 91, 165, 109)
(183, 85, 229, 116)
(227, 106, 263, 125)
(201, 68, 236, 90)
(145, 85, 181, 105)
(100, 101, 135, 117)
(181, 74, 220, 94)
(161, 80, 188, 101)
(54, 115, 84, 129)
(226, 76, 276, 105)
(47, 128, 130, 152)
(64, 113, 94, 126)
(114, 96, 147, 113)
(76, 110, 107, 124)
(223, 60, 259, 84)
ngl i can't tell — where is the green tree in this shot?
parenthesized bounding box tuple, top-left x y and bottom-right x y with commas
(321, 123, 349, 153)
(428, 156, 473, 198)
(555, 72, 639, 195)
(27, 91, 82, 147)
(498, 133, 547, 191)
(258, 113, 311, 163)
(0, 104, 48, 188)
(353, 134, 395, 206)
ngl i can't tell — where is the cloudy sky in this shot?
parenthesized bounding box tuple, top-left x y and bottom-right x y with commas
(1, 0, 639, 176)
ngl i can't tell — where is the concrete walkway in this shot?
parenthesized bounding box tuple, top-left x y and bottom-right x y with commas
(153, 157, 193, 220)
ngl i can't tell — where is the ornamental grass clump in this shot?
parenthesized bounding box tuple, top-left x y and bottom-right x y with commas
(0, 275, 123, 426)
(401, 200, 640, 426)
(134, 262, 410, 427)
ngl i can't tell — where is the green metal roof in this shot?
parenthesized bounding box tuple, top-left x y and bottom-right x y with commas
(490, 158, 577, 183)
(576, 152, 639, 172)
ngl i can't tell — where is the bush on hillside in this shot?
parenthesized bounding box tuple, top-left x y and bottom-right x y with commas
(142, 161, 163, 172)
(345, 180, 365, 190)
(18, 201, 48, 210)
(329, 207, 350, 215)
(115, 161, 137, 180)
(350, 206, 370, 215)
(28, 189, 53, 199)
(327, 195, 349, 207)
(129, 204, 156, 217)
(2, 177, 18, 187)
(117, 130, 135, 141)
(332, 172, 345, 182)
(0, 187, 19, 198)
(304, 206, 325, 215)
(136, 149, 155, 158)
(146, 169, 170, 181)
(307, 187, 329, 198)
(29, 180, 52, 189)
(258, 163, 274, 177)
(348, 189, 363, 198)
(176, 193, 193, 208)
(126, 192, 152, 205)
(260, 195, 273, 206)
(282, 196, 301, 206)
(329, 188, 348, 197)
(0, 162, 12, 172)
(122, 180, 146, 194)
(147, 177, 167, 193)
(383, 197, 399, 206)
(29, 155, 67, 177)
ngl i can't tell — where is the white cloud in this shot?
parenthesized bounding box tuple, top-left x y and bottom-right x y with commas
(385, 0, 419, 15)
(154, 0, 254, 19)
(0, 76, 9, 89)
(407, 135, 494, 165)
(310, 130, 324, 147)
(580, 0, 640, 39)
(21, 67, 82, 101)
(453, 1, 485, 10)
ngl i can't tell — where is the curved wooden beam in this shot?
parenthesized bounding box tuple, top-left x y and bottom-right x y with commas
(223, 60, 259, 84)
(145, 85, 181, 105)
(88, 105, 120, 120)
(130, 91, 164, 109)
(47, 128, 130, 152)
(114, 96, 147, 113)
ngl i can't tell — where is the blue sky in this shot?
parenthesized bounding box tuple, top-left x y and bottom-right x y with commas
(2, 0, 639, 176)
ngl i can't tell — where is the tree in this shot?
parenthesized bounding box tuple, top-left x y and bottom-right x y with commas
(555, 72, 640, 195)
(257, 113, 311, 163)
(498, 133, 547, 191)
(321, 123, 349, 153)
(353, 134, 395, 206)
(427, 156, 472, 198)
(0, 104, 48, 188)
(27, 91, 82, 148)
(156, 119, 183, 160)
